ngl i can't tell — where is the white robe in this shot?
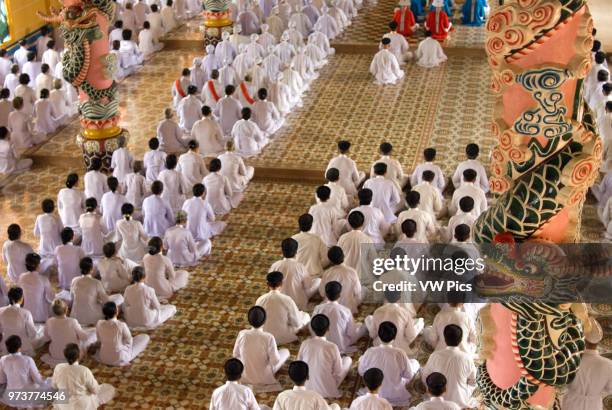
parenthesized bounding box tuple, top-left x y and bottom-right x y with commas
(33, 213, 63, 257)
(84, 170, 108, 204)
(396, 208, 436, 243)
(142, 253, 189, 299)
(70, 275, 122, 326)
(349, 205, 389, 245)
(349, 393, 393, 410)
(326, 154, 365, 197)
(413, 182, 444, 218)
(289, 12, 313, 38)
(96, 318, 150, 366)
(365, 303, 424, 355)
(192, 117, 225, 156)
(421, 347, 477, 408)
(19, 270, 54, 323)
(14, 85, 36, 115)
(452, 159, 489, 192)
(123, 282, 176, 329)
(100, 191, 127, 233)
(142, 194, 175, 237)
(297, 336, 351, 398)
(271, 257, 319, 310)
(416, 37, 448, 68)
(219, 151, 254, 192)
(309, 31, 335, 56)
(158, 168, 186, 213)
(337, 229, 378, 283)
(274, 386, 340, 410)
(139, 29, 162, 58)
(319, 264, 363, 314)
(314, 13, 339, 39)
(55, 243, 85, 290)
(177, 95, 203, 132)
(78, 212, 108, 257)
(203, 172, 239, 215)
(252, 99, 284, 135)
(97, 256, 132, 293)
(0, 99, 12, 127)
(110, 147, 133, 184)
(370, 48, 404, 85)
(0, 304, 42, 356)
(143, 149, 167, 182)
(214, 95, 243, 136)
(255, 289, 310, 344)
(8, 110, 43, 151)
(308, 201, 345, 246)
(115, 218, 148, 263)
(172, 76, 191, 108)
(182, 196, 226, 241)
(232, 118, 268, 157)
(0, 138, 31, 175)
(210, 381, 261, 410)
(424, 306, 477, 355)
(124, 172, 148, 210)
(52, 362, 115, 409)
(449, 182, 487, 217)
(363, 175, 401, 223)
(177, 150, 208, 190)
(42, 316, 97, 366)
(163, 224, 210, 267)
(291, 231, 329, 276)
(2, 239, 34, 283)
(312, 300, 365, 354)
(561, 349, 612, 410)
(0, 353, 51, 407)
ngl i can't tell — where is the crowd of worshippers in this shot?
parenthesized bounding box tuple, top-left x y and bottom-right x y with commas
(370, 0, 490, 85)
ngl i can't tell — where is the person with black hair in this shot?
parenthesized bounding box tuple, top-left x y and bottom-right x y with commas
(18, 252, 54, 323)
(349, 188, 391, 244)
(218, 139, 255, 193)
(585, 51, 608, 103)
(588, 69, 610, 109)
(0, 287, 44, 356)
(255, 271, 310, 344)
(296, 314, 351, 398)
(422, 324, 476, 408)
(370, 142, 408, 190)
(119, 27, 144, 70)
(0, 88, 12, 126)
(449, 168, 487, 217)
(424, 300, 476, 355)
(203, 157, 240, 215)
(8, 95, 44, 150)
(157, 154, 186, 214)
(4, 64, 20, 96)
(413, 169, 444, 218)
(115, 202, 148, 263)
(143, 137, 168, 182)
(382, 20, 411, 65)
(164, 209, 211, 267)
(202, 68, 223, 109)
(84, 157, 108, 204)
(172, 68, 192, 108)
(309, 185, 345, 247)
(122, 161, 146, 217)
(161, 0, 179, 33)
(100, 176, 127, 233)
(412, 372, 461, 409)
(78, 197, 108, 257)
(96, 301, 150, 366)
(452, 143, 489, 192)
(51, 343, 116, 408)
(32, 86, 60, 135)
(252, 86, 285, 135)
(364, 289, 424, 355)
(358, 321, 420, 406)
(97, 241, 133, 293)
(326, 140, 365, 197)
(109, 20, 125, 46)
(110, 135, 133, 186)
(313, 281, 367, 354)
(319, 246, 363, 314)
(192, 104, 225, 156)
(321, 167, 349, 213)
(337, 210, 378, 282)
(348, 367, 393, 409)
(411, 147, 446, 193)
(291, 213, 330, 276)
(215, 84, 243, 136)
(138, 20, 163, 59)
(231, 106, 268, 157)
(370, 36, 405, 85)
(22, 51, 41, 89)
(395, 190, 436, 243)
(142, 180, 175, 237)
(123, 266, 177, 329)
(177, 139, 208, 189)
(273, 360, 341, 409)
(57, 173, 86, 232)
(270, 238, 321, 309)
(446, 197, 476, 242)
(177, 84, 203, 133)
(70, 257, 124, 326)
(209, 358, 262, 409)
(182, 183, 227, 241)
(232, 305, 290, 389)
(2, 223, 34, 283)
(32, 198, 62, 266)
(364, 161, 402, 223)
(54, 227, 86, 290)
(13, 40, 30, 69)
(142, 236, 190, 299)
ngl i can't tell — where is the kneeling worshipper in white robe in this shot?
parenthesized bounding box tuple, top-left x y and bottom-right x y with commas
(275, 32, 297, 67)
(314, 5, 340, 40)
(143, 237, 189, 300)
(365, 289, 424, 355)
(233, 306, 290, 392)
(252, 87, 284, 135)
(8, 96, 45, 153)
(96, 301, 150, 366)
(162, 0, 179, 30)
(270, 238, 320, 310)
(321, 169, 349, 214)
(177, 140, 208, 189)
(413, 170, 444, 218)
(422, 324, 477, 409)
(203, 158, 242, 214)
(319, 246, 364, 314)
(561, 317, 612, 410)
(292, 213, 329, 277)
(157, 108, 188, 153)
(267, 6, 286, 41)
(449, 169, 487, 218)
(182, 183, 227, 241)
(210, 358, 266, 409)
(123, 266, 176, 329)
(255, 271, 311, 344)
(138, 21, 163, 59)
(219, 62, 240, 89)
(364, 162, 402, 223)
(55, 228, 85, 291)
(70, 257, 124, 327)
(259, 24, 278, 50)
(3, 224, 33, 284)
(358, 322, 420, 407)
(285, 21, 305, 50)
(349, 368, 394, 410)
(163, 211, 211, 267)
(416, 31, 448, 68)
(370, 37, 404, 85)
(293, 47, 318, 83)
(283, 60, 307, 101)
(396, 191, 437, 243)
(382, 21, 412, 65)
(0, 288, 44, 357)
(119, 29, 145, 70)
(18, 254, 54, 323)
(97, 242, 133, 294)
(172, 68, 192, 108)
(33, 199, 63, 270)
(115, 203, 148, 264)
(34, 88, 62, 135)
(124, 162, 148, 214)
(327, 140, 366, 197)
(177, 86, 203, 133)
(202, 45, 220, 80)
(215, 84, 244, 137)
(100, 177, 127, 234)
(245, 34, 266, 63)
(216, 32, 238, 67)
(79, 198, 110, 258)
(0, 126, 32, 175)
(232, 106, 268, 157)
(110, 138, 133, 186)
(304, 40, 328, 71)
(313, 281, 367, 354)
(337, 212, 379, 284)
(158, 154, 187, 214)
(411, 150, 446, 192)
(297, 314, 351, 399)
(268, 72, 294, 114)
(0, 335, 53, 408)
(42, 300, 97, 366)
(289, 7, 314, 38)
(309, 186, 346, 247)
(237, 75, 258, 108)
(192, 105, 226, 156)
(411, 372, 461, 410)
(52, 343, 116, 408)
(424, 302, 477, 355)
(218, 139, 255, 192)
(328, 1, 350, 33)
(263, 44, 284, 82)
(273, 361, 341, 410)
(303, 0, 321, 26)
(50, 79, 76, 122)
(309, 30, 335, 56)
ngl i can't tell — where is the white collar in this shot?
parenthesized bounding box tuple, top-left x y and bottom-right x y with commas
(293, 386, 306, 391)
(430, 396, 444, 402)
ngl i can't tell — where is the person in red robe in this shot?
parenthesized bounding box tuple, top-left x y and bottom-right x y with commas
(393, 0, 419, 37)
(424, 0, 452, 41)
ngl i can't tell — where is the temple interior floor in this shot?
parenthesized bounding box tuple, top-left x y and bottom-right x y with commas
(0, 0, 611, 408)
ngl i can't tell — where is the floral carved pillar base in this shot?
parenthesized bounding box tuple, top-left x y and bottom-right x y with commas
(203, 9, 233, 46)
